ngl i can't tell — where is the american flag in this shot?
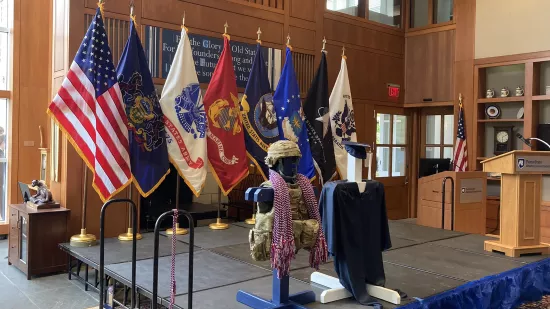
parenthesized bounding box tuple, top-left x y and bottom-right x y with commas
(48, 8, 132, 202)
(453, 104, 468, 172)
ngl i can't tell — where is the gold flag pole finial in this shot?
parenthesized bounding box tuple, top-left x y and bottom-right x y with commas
(459, 93, 463, 108)
(181, 11, 188, 32)
(322, 37, 327, 53)
(129, 3, 137, 26)
(342, 45, 347, 59)
(223, 21, 230, 40)
(256, 27, 262, 44)
(97, 0, 105, 16)
(286, 34, 292, 50)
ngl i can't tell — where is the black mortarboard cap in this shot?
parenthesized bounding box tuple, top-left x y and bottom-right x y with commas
(342, 141, 371, 159)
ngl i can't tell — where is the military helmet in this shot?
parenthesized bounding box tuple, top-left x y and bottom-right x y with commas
(265, 140, 302, 167)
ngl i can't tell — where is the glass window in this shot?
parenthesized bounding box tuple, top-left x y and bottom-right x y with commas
(0, 0, 7, 28)
(424, 112, 454, 159)
(393, 114, 407, 144)
(425, 147, 441, 159)
(376, 146, 390, 177)
(443, 147, 453, 159)
(327, 0, 360, 17)
(377, 113, 391, 144)
(392, 147, 406, 176)
(443, 114, 454, 144)
(369, 0, 402, 28)
(0, 31, 7, 90)
(434, 0, 453, 24)
(426, 115, 441, 144)
(410, 0, 429, 28)
(0, 99, 7, 221)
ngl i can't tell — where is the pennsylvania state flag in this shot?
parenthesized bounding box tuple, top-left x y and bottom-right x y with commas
(304, 51, 336, 184)
(117, 20, 170, 197)
(240, 44, 277, 180)
(274, 47, 315, 179)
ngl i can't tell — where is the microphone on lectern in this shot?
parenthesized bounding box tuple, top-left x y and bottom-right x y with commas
(516, 133, 532, 148)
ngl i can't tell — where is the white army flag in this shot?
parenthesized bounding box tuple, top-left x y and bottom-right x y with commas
(329, 56, 357, 179)
(160, 28, 207, 196)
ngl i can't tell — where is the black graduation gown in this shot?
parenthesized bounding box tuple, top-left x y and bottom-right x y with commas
(319, 180, 392, 306)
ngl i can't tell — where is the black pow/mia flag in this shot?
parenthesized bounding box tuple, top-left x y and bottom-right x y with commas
(304, 52, 336, 184)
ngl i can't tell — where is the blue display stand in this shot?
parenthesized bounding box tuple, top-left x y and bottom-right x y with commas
(236, 187, 315, 309)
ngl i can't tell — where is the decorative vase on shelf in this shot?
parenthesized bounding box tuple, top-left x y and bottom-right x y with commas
(515, 86, 524, 97)
(500, 87, 510, 98)
(486, 89, 495, 98)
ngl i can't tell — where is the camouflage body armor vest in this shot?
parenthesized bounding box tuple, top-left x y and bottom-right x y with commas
(249, 181, 320, 261)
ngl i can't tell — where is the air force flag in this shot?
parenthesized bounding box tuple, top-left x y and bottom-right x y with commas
(241, 44, 277, 180)
(159, 27, 208, 196)
(274, 47, 315, 179)
(117, 20, 170, 197)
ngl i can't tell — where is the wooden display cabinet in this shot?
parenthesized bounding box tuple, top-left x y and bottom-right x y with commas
(8, 204, 69, 279)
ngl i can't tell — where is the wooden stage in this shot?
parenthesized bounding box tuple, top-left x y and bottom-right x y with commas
(60, 219, 548, 308)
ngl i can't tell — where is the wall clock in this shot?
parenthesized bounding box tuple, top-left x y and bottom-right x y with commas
(494, 126, 513, 155)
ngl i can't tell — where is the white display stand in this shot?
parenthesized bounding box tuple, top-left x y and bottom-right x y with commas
(310, 151, 401, 305)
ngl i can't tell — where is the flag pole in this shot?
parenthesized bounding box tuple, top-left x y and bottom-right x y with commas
(70, 166, 98, 247)
(209, 187, 229, 230)
(245, 164, 256, 225)
(118, 184, 143, 240)
(166, 176, 188, 235)
(165, 12, 190, 236)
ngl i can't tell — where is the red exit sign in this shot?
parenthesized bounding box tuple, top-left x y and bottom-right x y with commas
(387, 83, 400, 98)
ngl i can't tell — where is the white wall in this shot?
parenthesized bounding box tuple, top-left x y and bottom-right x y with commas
(476, 0, 550, 59)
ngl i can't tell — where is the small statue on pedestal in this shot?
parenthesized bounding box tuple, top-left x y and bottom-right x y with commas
(28, 180, 59, 209)
(249, 140, 327, 277)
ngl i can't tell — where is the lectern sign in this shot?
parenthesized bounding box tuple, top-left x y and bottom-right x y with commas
(516, 156, 550, 173)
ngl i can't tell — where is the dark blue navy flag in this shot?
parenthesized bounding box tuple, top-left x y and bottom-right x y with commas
(274, 47, 315, 179)
(240, 44, 278, 180)
(117, 20, 170, 197)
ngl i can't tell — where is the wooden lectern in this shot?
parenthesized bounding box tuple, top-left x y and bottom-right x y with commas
(417, 171, 487, 234)
(482, 151, 550, 257)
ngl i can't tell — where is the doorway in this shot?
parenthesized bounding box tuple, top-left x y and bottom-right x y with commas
(373, 106, 410, 219)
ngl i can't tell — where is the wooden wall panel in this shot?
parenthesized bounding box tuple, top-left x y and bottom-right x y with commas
(405, 30, 455, 104)
(292, 52, 315, 95)
(142, 0, 284, 45)
(290, 0, 315, 22)
(325, 43, 404, 103)
(324, 17, 404, 56)
(289, 26, 316, 52)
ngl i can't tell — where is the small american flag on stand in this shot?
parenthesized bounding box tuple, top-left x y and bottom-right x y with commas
(48, 8, 132, 202)
(453, 97, 468, 172)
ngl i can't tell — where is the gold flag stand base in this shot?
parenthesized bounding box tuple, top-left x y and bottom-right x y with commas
(166, 223, 188, 235)
(70, 228, 98, 247)
(209, 218, 229, 230)
(118, 227, 143, 241)
(245, 214, 256, 225)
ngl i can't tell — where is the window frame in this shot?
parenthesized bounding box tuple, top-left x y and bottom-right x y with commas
(420, 107, 454, 160)
(0, 0, 12, 227)
(375, 112, 408, 178)
(325, 0, 405, 30)
(406, 0, 455, 32)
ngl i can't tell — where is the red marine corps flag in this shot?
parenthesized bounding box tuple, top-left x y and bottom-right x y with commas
(203, 24, 249, 195)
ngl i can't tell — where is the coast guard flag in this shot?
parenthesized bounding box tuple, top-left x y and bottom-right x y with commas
(304, 51, 336, 184)
(117, 20, 170, 197)
(240, 44, 278, 180)
(203, 34, 249, 195)
(329, 56, 357, 179)
(159, 27, 208, 197)
(48, 9, 132, 202)
(274, 47, 315, 179)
